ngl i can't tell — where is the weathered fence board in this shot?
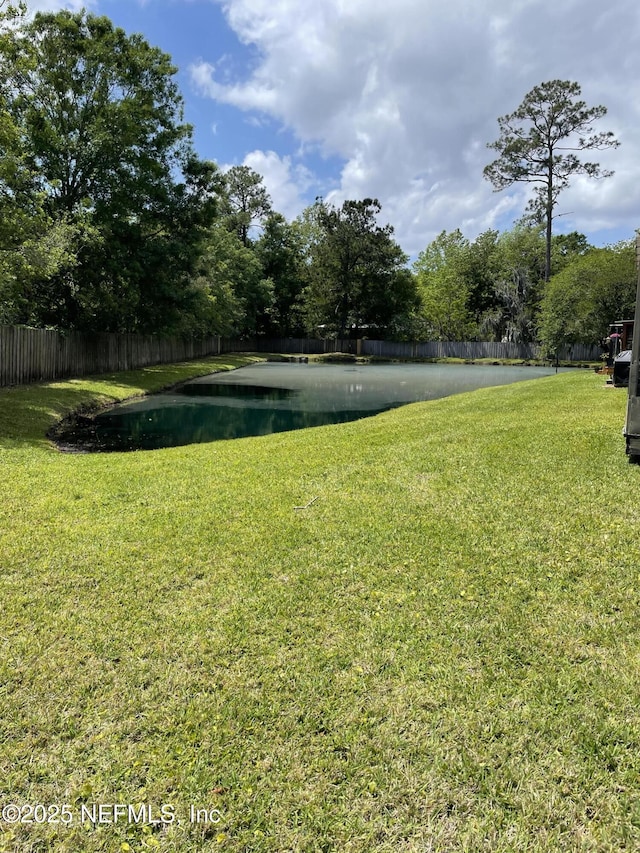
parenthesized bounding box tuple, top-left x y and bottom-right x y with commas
(0, 325, 222, 387)
(222, 337, 600, 361)
(220, 337, 357, 355)
(361, 339, 600, 361)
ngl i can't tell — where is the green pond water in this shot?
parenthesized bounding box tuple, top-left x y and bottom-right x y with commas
(57, 361, 567, 452)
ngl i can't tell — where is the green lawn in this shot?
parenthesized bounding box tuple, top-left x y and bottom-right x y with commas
(1, 360, 639, 852)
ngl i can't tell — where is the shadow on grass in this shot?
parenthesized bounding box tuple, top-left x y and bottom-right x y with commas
(0, 355, 258, 450)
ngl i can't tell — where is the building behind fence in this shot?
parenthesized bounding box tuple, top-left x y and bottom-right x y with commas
(0, 324, 601, 387)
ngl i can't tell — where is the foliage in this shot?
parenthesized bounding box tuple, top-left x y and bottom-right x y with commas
(484, 79, 619, 281)
(463, 228, 503, 318)
(303, 198, 413, 338)
(552, 230, 591, 269)
(0, 18, 632, 350)
(222, 164, 272, 246)
(0, 0, 77, 321)
(538, 241, 637, 356)
(2, 361, 640, 851)
(483, 226, 547, 343)
(414, 224, 597, 344)
(195, 222, 275, 337)
(0, 9, 220, 333)
(254, 213, 307, 336)
(413, 230, 477, 341)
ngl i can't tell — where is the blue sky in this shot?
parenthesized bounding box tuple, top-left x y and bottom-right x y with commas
(29, 0, 640, 259)
(100, 1, 283, 168)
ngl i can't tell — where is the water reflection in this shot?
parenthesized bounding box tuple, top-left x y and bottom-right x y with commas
(175, 382, 295, 400)
(63, 401, 395, 452)
(56, 361, 565, 452)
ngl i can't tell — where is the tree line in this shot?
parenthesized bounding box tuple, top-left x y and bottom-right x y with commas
(0, 6, 415, 341)
(414, 227, 636, 354)
(0, 5, 634, 355)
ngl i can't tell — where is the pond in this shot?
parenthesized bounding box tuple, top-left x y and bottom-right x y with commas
(55, 361, 566, 452)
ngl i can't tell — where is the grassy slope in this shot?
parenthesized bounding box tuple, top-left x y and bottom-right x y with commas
(1, 362, 639, 852)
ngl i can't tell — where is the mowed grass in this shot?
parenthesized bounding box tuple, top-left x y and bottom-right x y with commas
(1, 360, 639, 852)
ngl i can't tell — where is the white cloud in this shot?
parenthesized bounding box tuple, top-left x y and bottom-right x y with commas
(195, 0, 640, 253)
(26, 0, 95, 11)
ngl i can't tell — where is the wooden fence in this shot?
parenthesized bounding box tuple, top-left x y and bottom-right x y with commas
(0, 326, 602, 388)
(220, 337, 357, 355)
(0, 325, 222, 387)
(222, 337, 600, 361)
(361, 339, 601, 361)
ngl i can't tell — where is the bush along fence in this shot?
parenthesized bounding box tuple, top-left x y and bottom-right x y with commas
(0, 325, 602, 387)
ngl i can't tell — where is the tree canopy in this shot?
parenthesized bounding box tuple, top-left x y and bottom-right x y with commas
(484, 80, 619, 282)
(413, 230, 477, 341)
(0, 8, 220, 332)
(538, 243, 636, 357)
(0, 13, 630, 351)
(222, 165, 272, 247)
(412, 225, 606, 344)
(302, 198, 415, 338)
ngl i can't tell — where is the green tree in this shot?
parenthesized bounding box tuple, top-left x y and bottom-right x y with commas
(222, 165, 272, 246)
(538, 242, 636, 357)
(551, 231, 591, 270)
(0, 0, 78, 322)
(482, 226, 546, 343)
(196, 223, 274, 337)
(465, 229, 502, 319)
(254, 213, 306, 336)
(1, 9, 219, 332)
(484, 80, 619, 282)
(413, 230, 477, 341)
(476, 226, 593, 342)
(303, 198, 410, 338)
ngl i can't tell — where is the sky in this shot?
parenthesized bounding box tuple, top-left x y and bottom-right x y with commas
(26, 0, 640, 259)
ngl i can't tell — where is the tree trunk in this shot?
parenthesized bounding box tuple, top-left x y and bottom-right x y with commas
(545, 167, 553, 282)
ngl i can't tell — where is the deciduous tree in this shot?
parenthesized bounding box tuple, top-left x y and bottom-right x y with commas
(254, 213, 306, 336)
(0, 0, 77, 322)
(196, 223, 274, 337)
(1, 9, 220, 332)
(538, 242, 636, 357)
(303, 198, 411, 338)
(413, 230, 477, 341)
